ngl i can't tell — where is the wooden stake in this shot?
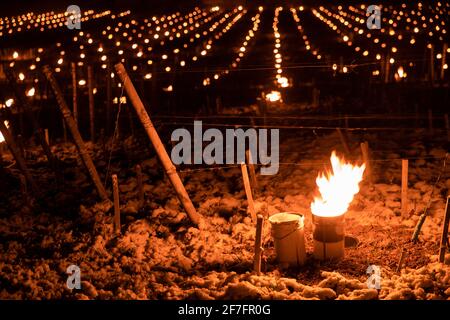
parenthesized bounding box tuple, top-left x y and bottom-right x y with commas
(337, 128, 351, 155)
(136, 164, 144, 209)
(43, 65, 109, 202)
(0, 119, 38, 194)
(106, 63, 112, 136)
(360, 141, 372, 181)
(396, 247, 406, 272)
(430, 44, 435, 85)
(3, 68, 59, 174)
(439, 196, 450, 263)
(44, 129, 50, 146)
(428, 108, 433, 135)
(441, 43, 448, 81)
(71, 62, 78, 126)
(241, 163, 256, 223)
(444, 114, 449, 142)
(88, 65, 95, 142)
(114, 63, 202, 226)
(253, 214, 264, 274)
(401, 159, 409, 217)
(384, 55, 391, 84)
(112, 174, 121, 235)
(246, 149, 258, 191)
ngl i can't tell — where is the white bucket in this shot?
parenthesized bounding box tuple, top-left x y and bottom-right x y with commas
(268, 212, 306, 267)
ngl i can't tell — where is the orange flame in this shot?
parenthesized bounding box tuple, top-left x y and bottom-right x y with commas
(311, 151, 365, 217)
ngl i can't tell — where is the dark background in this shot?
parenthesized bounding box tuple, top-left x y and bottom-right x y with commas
(0, 1, 400, 16)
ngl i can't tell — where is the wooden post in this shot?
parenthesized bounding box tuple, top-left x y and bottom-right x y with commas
(439, 196, 450, 263)
(43, 65, 109, 202)
(444, 114, 450, 142)
(0, 119, 38, 194)
(44, 129, 50, 146)
(114, 63, 201, 226)
(337, 128, 351, 155)
(428, 108, 433, 135)
(360, 141, 371, 181)
(401, 159, 409, 217)
(246, 149, 258, 191)
(253, 214, 264, 274)
(71, 62, 78, 126)
(241, 163, 256, 223)
(384, 55, 390, 84)
(112, 174, 121, 235)
(441, 43, 448, 81)
(396, 247, 406, 272)
(430, 44, 435, 85)
(88, 65, 95, 142)
(136, 164, 144, 209)
(106, 63, 112, 136)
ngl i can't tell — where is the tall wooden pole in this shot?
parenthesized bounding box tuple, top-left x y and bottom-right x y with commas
(0, 119, 38, 194)
(430, 44, 435, 85)
(43, 65, 109, 202)
(88, 65, 95, 142)
(361, 141, 372, 182)
(241, 163, 256, 223)
(106, 63, 112, 136)
(401, 159, 409, 217)
(114, 63, 202, 226)
(71, 62, 78, 126)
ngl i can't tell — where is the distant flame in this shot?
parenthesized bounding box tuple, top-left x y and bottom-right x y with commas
(311, 151, 365, 217)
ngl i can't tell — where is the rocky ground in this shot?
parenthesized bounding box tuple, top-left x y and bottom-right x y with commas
(0, 120, 449, 300)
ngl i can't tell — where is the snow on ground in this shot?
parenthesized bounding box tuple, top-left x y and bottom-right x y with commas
(0, 127, 449, 300)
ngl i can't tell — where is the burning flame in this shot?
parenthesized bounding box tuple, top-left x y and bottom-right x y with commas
(0, 121, 9, 143)
(311, 151, 365, 217)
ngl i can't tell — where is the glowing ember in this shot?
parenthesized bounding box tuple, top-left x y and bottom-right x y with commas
(311, 151, 365, 217)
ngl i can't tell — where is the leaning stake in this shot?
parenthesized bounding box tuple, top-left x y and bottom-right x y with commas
(114, 63, 202, 226)
(43, 65, 109, 202)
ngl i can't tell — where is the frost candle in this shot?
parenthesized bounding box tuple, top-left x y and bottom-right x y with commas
(311, 151, 365, 260)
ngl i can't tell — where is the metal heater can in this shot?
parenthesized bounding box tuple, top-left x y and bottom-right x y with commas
(312, 214, 345, 260)
(268, 212, 306, 267)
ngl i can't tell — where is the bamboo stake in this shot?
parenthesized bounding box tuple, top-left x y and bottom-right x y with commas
(401, 159, 409, 217)
(253, 214, 264, 274)
(0, 119, 38, 194)
(336, 128, 351, 155)
(71, 62, 78, 126)
(445, 114, 449, 142)
(241, 163, 256, 223)
(88, 65, 95, 142)
(114, 63, 202, 226)
(246, 149, 258, 191)
(136, 164, 144, 209)
(439, 196, 450, 263)
(43, 65, 109, 202)
(384, 55, 390, 83)
(112, 174, 121, 235)
(360, 141, 372, 181)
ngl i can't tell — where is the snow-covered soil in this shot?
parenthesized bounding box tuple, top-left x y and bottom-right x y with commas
(0, 125, 449, 300)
